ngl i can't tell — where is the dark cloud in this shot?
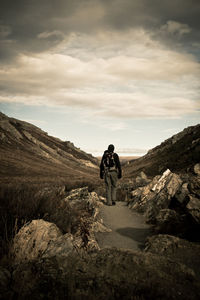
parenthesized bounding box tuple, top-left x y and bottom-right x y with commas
(0, 0, 200, 63)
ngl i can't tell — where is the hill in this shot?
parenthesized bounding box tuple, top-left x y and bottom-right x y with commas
(124, 124, 200, 178)
(0, 112, 99, 185)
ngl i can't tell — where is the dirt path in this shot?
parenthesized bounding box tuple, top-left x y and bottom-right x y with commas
(95, 201, 152, 251)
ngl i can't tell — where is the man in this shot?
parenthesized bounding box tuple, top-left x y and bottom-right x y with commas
(100, 144, 122, 206)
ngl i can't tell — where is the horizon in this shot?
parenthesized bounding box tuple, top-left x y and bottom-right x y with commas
(1, 110, 199, 158)
(0, 1, 200, 155)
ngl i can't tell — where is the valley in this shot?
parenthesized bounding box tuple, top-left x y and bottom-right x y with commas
(0, 112, 200, 300)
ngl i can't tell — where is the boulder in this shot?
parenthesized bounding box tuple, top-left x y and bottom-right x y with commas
(194, 163, 200, 176)
(135, 171, 151, 187)
(128, 170, 183, 223)
(151, 169, 182, 197)
(42, 233, 73, 258)
(186, 195, 200, 223)
(11, 219, 71, 263)
(175, 182, 189, 205)
(64, 186, 89, 201)
(154, 209, 184, 235)
(11, 188, 107, 263)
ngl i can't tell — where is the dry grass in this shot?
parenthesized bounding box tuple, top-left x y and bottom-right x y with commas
(0, 177, 102, 260)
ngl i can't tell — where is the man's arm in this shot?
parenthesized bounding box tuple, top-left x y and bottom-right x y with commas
(114, 153, 122, 178)
(100, 155, 105, 179)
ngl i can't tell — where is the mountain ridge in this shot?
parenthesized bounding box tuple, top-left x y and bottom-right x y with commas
(125, 123, 200, 178)
(0, 112, 99, 184)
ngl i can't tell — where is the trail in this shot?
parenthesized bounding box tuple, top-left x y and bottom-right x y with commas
(95, 201, 152, 251)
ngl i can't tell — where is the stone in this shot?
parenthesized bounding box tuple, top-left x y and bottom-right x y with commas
(135, 171, 151, 187)
(128, 170, 183, 223)
(154, 209, 184, 234)
(91, 220, 112, 233)
(11, 219, 63, 263)
(194, 163, 200, 176)
(64, 187, 89, 201)
(42, 233, 73, 258)
(151, 169, 182, 197)
(186, 195, 200, 223)
(175, 183, 189, 204)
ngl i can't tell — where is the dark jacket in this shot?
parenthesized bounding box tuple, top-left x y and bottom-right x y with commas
(100, 150, 122, 179)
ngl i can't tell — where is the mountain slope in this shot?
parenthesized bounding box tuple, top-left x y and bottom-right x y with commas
(0, 112, 99, 184)
(124, 124, 200, 178)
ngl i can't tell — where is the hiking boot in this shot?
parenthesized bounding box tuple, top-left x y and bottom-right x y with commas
(112, 201, 116, 205)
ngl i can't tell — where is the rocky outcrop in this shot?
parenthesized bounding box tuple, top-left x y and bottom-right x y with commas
(186, 195, 200, 223)
(127, 169, 200, 239)
(11, 187, 110, 264)
(128, 169, 182, 222)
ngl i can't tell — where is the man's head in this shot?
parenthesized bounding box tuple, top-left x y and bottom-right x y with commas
(108, 144, 115, 152)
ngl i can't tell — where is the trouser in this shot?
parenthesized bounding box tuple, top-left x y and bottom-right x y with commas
(104, 171, 118, 205)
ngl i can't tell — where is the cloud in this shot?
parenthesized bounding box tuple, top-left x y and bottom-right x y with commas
(0, 0, 200, 63)
(160, 21, 191, 36)
(0, 27, 199, 120)
(0, 0, 199, 122)
(37, 30, 64, 39)
(0, 25, 12, 38)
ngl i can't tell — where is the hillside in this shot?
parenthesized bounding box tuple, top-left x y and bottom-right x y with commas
(124, 124, 200, 178)
(0, 112, 99, 184)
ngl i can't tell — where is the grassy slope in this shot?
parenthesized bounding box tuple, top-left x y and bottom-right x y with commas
(124, 124, 200, 178)
(0, 112, 99, 185)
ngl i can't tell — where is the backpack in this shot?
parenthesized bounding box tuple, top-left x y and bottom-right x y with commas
(103, 151, 116, 170)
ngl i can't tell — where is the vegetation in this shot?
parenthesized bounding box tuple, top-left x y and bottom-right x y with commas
(0, 177, 103, 261)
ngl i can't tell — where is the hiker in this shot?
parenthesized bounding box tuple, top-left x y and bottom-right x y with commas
(100, 144, 122, 206)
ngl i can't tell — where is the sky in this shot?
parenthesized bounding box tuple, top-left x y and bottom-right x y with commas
(0, 0, 199, 156)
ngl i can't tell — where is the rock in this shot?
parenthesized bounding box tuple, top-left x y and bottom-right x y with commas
(64, 187, 89, 201)
(91, 220, 112, 233)
(11, 219, 63, 263)
(188, 175, 200, 197)
(87, 191, 101, 212)
(135, 171, 151, 187)
(128, 170, 183, 223)
(145, 234, 200, 280)
(99, 196, 106, 203)
(42, 233, 73, 258)
(194, 163, 200, 175)
(154, 209, 185, 235)
(151, 169, 182, 196)
(186, 195, 200, 223)
(175, 182, 189, 204)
